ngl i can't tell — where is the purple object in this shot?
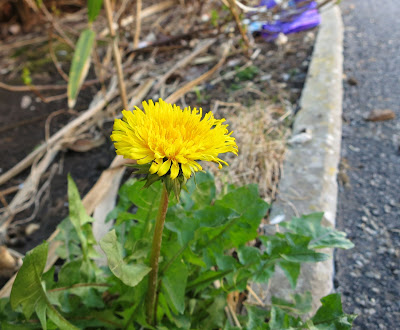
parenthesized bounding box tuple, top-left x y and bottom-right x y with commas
(256, 0, 321, 41)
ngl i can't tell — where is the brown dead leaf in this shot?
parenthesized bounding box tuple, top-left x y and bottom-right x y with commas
(366, 109, 396, 122)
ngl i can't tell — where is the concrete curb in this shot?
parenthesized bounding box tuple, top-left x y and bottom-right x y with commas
(251, 5, 344, 315)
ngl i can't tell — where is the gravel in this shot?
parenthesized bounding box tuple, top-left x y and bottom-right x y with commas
(335, 0, 400, 329)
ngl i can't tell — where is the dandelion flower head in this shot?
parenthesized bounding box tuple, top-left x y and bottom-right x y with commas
(111, 99, 238, 180)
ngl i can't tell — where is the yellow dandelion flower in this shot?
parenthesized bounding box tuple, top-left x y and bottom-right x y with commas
(111, 98, 238, 180)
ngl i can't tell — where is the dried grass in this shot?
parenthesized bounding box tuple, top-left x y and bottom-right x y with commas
(205, 100, 292, 203)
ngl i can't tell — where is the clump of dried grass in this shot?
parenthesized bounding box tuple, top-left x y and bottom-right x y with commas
(205, 100, 292, 203)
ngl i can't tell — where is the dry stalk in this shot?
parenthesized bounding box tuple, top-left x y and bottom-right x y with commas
(154, 38, 217, 90)
(99, 0, 176, 38)
(133, 0, 142, 49)
(104, 0, 129, 110)
(206, 101, 290, 202)
(39, 2, 75, 49)
(226, 0, 251, 51)
(165, 41, 231, 104)
(48, 30, 69, 82)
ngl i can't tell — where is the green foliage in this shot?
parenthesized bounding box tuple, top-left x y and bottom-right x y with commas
(21, 67, 32, 86)
(210, 9, 219, 28)
(88, 0, 103, 23)
(100, 230, 151, 287)
(67, 28, 95, 109)
(236, 65, 258, 81)
(10, 242, 78, 329)
(3, 173, 355, 329)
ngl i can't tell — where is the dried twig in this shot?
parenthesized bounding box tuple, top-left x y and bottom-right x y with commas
(0, 36, 48, 52)
(226, 0, 251, 51)
(227, 299, 242, 328)
(39, 3, 75, 49)
(0, 78, 102, 92)
(154, 38, 217, 90)
(48, 30, 69, 82)
(165, 42, 231, 104)
(0, 114, 49, 134)
(104, 0, 129, 110)
(133, 0, 142, 49)
(247, 285, 265, 307)
(99, 0, 176, 38)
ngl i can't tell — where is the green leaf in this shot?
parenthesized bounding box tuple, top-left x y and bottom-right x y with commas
(67, 29, 95, 109)
(281, 213, 354, 250)
(238, 246, 261, 265)
(87, 0, 103, 23)
(278, 260, 300, 289)
(127, 179, 163, 237)
(310, 294, 357, 329)
(11, 242, 48, 319)
(215, 185, 269, 247)
(67, 175, 92, 257)
(205, 295, 226, 328)
(161, 259, 188, 314)
(67, 175, 99, 274)
(57, 259, 82, 286)
(10, 242, 78, 330)
(262, 233, 330, 263)
(186, 269, 232, 291)
(245, 304, 269, 330)
(180, 172, 216, 210)
(100, 230, 151, 287)
(271, 292, 312, 315)
(35, 299, 47, 330)
(280, 251, 329, 263)
(268, 305, 303, 329)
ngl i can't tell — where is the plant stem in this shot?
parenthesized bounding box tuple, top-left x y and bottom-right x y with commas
(146, 184, 169, 325)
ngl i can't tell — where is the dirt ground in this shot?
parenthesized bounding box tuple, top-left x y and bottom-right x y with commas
(0, 1, 316, 288)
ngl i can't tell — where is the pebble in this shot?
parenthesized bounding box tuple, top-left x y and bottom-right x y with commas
(384, 205, 391, 213)
(377, 247, 387, 254)
(371, 287, 380, 294)
(25, 223, 40, 236)
(364, 226, 377, 236)
(355, 297, 366, 306)
(367, 308, 376, 315)
(9, 24, 21, 35)
(371, 208, 380, 216)
(366, 272, 381, 280)
(21, 95, 32, 109)
(281, 73, 290, 81)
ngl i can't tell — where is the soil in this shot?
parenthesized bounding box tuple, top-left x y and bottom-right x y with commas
(0, 3, 316, 290)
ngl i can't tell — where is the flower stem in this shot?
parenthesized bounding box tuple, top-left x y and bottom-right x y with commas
(146, 184, 169, 325)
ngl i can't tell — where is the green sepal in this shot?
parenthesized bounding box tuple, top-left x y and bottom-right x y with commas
(142, 173, 162, 189)
(125, 163, 152, 175)
(163, 175, 187, 201)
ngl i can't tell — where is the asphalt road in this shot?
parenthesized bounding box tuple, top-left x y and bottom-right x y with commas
(335, 0, 400, 329)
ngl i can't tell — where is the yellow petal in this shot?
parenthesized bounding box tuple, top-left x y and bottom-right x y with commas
(157, 159, 171, 177)
(181, 163, 192, 179)
(170, 160, 180, 179)
(149, 158, 163, 174)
